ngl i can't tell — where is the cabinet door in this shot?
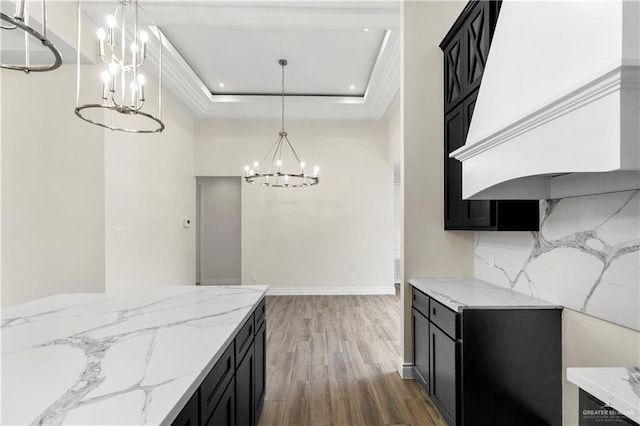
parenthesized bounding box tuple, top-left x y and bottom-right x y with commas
(205, 378, 235, 426)
(430, 326, 458, 426)
(461, 92, 493, 228)
(444, 103, 466, 229)
(236, 343, 255, 426)
(464, 1, 493, 94)
(254, 321, 266, 424)
(171, 391, 199, 426)
(443, 32, 465, 112)
(412, 308, 430, 391)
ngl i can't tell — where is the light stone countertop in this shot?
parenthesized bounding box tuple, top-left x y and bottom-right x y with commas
(567, 367, 640, 424)
(409, 277, 560, 312)
(1, 285, 268, 425)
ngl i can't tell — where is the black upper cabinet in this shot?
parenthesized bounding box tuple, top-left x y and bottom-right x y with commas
(440, 0, 539, 231)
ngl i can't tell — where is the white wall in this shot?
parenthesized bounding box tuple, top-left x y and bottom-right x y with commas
(1, 66, 105, 306)
(401, 0, 472, 364)
(105, 79, 196, 291)
(195, 119, 394, 294)
(198, 177, 241, 285)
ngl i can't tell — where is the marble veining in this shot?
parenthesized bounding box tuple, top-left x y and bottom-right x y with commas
(409, 277, 559, 312)
(475, 190, 640, 330)
(1, 285, 268, 425)
(567, 366, 640, 424)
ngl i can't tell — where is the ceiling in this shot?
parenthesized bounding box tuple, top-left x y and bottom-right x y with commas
(78, 1, 401, 120)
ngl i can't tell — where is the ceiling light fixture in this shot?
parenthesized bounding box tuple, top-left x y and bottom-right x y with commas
(218, 82, 225, 88)
(244, 59, 319, 188)
(363, 28, 369, 32)
(0, 0, 63, 72)
(349, 85, 355, 90)
(74, 0, 164, 133)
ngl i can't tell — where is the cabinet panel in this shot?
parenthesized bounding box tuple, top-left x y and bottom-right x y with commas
(171, 391, 199, 426)
(579, 390, 637, 426)
(444, 104, 466, 229)
(236, 314, 255, 368)
(464, 2, 492, 93)
(205, 378, 235, 426)
(200, 344, 235, 424)
(430, 325, 458, 426)
(236, 343, 255, 426)
(412, 308, 430, 391)
(444, 33, 465, 112)
(254, 321, 267, 423)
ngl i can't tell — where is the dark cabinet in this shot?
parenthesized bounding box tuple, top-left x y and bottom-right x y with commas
(236, 341, 255, 426)
(171, 299, 266, 426)
(206, 378, 235, 426)
(172, 391, 200, 426)
(412, 308, 430, 390)
(411, 287, 562, 425)
(430, 325, 458, 426)
(579, 390, 638, 426)
(254, 320, 266, 421)
(440, 0, 539, 231)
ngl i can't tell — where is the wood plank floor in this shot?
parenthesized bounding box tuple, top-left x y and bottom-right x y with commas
(257, 294, 445, 426)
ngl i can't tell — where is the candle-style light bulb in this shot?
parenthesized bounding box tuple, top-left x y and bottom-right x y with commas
(244, 165, 250, 176)
(137, 74, 146, 102)
(14, 0, 25, 21)
(284, 175, 290, 186)
(314, 166, 320, 177)
(139, 31, 148, 59)
(130, 81, 137, 107)
(108, 63, 118, 92)
(97, 28, 106, 57)
(276, 160, 282, 172)
(101, 71, 110, 100)
(300, 161, 306, 173)
(253, 161, 259, 169)
(106, 15, 116, 45)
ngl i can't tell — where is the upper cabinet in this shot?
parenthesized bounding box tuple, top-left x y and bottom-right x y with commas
(441, 0, 539, 231)
(443, 1, 497, 114)
(449, 1, 640, 200)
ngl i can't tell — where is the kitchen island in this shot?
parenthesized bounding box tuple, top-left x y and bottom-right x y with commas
(1, 285, 268, 425)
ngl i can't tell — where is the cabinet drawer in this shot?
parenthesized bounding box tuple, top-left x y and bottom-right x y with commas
(412, 288, 430, 318)
(235, 314, 255, 367)
(430, 299, 459, 339)
(255, 299, 266, 333)
(201, 343, 235, 424)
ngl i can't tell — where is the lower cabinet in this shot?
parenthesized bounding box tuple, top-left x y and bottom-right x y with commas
(579, 390, 638, 426)
(411, 288, 562, 426)
(172, 298, 266, 426)
(430, 325, 458, 426)
(206, 378, 236, 426)
(412, 308, 430, 390)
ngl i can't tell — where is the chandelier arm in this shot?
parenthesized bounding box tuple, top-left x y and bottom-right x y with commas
(283, 135, 303, 164)
(261, 135, 283, 170)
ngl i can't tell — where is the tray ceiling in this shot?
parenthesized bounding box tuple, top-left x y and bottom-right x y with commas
(79, 0, 401, 120)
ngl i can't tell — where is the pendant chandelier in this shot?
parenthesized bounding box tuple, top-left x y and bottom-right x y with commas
(74, 0, 164, 133)
(1, 0, 63, 72)
(244, 59, 319, 188)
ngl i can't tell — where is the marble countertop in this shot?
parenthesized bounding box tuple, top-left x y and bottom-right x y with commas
(1, 285, 268, 425)
(409, 277, 560, 312)
(567, 367, 640, 424)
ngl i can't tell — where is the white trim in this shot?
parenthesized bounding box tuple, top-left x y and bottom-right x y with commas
(266, 286, 395, 296)
(201, 278, 242, 286)
(451, 64, 639, 162)
(398, 358, 415, 379)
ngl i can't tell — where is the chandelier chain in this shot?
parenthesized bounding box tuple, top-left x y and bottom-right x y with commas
(281, 61, 285, 132)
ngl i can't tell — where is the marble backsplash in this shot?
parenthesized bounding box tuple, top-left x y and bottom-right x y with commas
(475, 190, 639, 331)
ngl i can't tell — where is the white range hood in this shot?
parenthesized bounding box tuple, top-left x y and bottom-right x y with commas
(451, 0, 640, 200)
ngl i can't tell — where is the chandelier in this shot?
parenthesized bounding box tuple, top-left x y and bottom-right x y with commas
(1, 0, 63, 72)
(74, 0, 164, 133)
(244, 59, 319, 188)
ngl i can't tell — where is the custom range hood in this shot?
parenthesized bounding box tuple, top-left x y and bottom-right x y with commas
(451, 0, 640, 200)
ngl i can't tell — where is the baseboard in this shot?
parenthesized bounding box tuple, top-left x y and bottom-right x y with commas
(267, 286, 396, 296)
(201, 278, 241, 285)
(398, 357, 415, 379)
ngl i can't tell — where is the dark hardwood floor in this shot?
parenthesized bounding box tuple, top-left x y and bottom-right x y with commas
(258, 294, 445, 426)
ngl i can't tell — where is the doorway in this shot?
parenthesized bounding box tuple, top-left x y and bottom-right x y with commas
(196, 177, 241, 285)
